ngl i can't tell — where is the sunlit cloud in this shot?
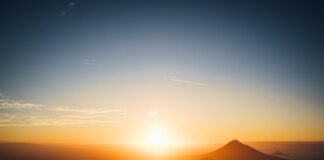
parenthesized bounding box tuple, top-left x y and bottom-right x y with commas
(0, 113, 124, 127)
(0, 95, 43, 109)
(0, 93, 125, 126)
(60, 115, 97, 119)
(147, 110, 160, 117)
(49, 107, 124, 114)
(165, 78, 207, 86)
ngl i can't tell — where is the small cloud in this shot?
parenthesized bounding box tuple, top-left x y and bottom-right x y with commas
(147, 110, 160, 117)
(82, 62, 103, 67)
(165, 77, 207, 86)
(59, 10, 66, 16)
(59, 1, 75, 16)
(68, 1, 75, 7)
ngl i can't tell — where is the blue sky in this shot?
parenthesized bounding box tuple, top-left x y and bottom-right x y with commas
(0, 0, 323, 142)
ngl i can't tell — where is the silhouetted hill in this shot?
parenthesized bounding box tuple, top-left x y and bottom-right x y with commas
(203, 139, 287, 160)
(2, 140, 324, 160)
(271, 151, 288, 158)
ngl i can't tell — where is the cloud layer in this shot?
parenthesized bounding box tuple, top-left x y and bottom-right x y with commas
(0, 93, 125, 126)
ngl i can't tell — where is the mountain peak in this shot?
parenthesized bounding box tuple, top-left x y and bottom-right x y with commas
(228, 139, 241, 144)
(205, 139, 287, 160)
(223, 139, 244, 148)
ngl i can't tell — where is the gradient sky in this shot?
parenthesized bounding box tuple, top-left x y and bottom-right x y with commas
(0, 0, 324, 144)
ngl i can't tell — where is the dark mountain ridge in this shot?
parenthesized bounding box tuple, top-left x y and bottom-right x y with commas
(203, 139, 287, 160)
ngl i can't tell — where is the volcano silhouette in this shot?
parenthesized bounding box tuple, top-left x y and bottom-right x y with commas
(203, 139, 287, 160)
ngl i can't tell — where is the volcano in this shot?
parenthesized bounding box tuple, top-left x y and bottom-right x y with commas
(202, 139, 287, 160)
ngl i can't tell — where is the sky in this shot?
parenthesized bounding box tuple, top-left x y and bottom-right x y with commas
(0, 0, 324, 145)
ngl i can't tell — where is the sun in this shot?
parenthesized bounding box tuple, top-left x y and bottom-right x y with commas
(148, 126, 168, 151)
(149, 126, 167, 146)
(130, 124, 175, 154)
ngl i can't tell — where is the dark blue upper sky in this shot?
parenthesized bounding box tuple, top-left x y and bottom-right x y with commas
(0, 0, 323, 103)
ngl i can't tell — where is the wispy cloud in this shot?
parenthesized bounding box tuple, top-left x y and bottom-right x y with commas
(165, 77, 207, 86)
(0, 93, 125, 126)
(147, 110, 160, 117)
(49, 107, 124, 114)
(82, 62, 103, 67)
(0, 95, 43, 109)
(0, 113, 123, 127)
(60, 115, 97, 119)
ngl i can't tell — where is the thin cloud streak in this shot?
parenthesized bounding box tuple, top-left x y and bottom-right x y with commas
(49, 107, 124, 114)
(60, 115, 97, 119)
(165, 78, 207, 86)
(0, 116, 124, 127)
(0, 95, 43, 109)
(82, 62, 103, 67)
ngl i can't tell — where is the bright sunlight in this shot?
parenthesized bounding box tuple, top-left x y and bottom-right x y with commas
(149, 126, 167, 147)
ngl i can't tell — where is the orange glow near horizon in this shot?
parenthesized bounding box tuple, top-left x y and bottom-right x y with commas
(0, 81, 324, 147)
